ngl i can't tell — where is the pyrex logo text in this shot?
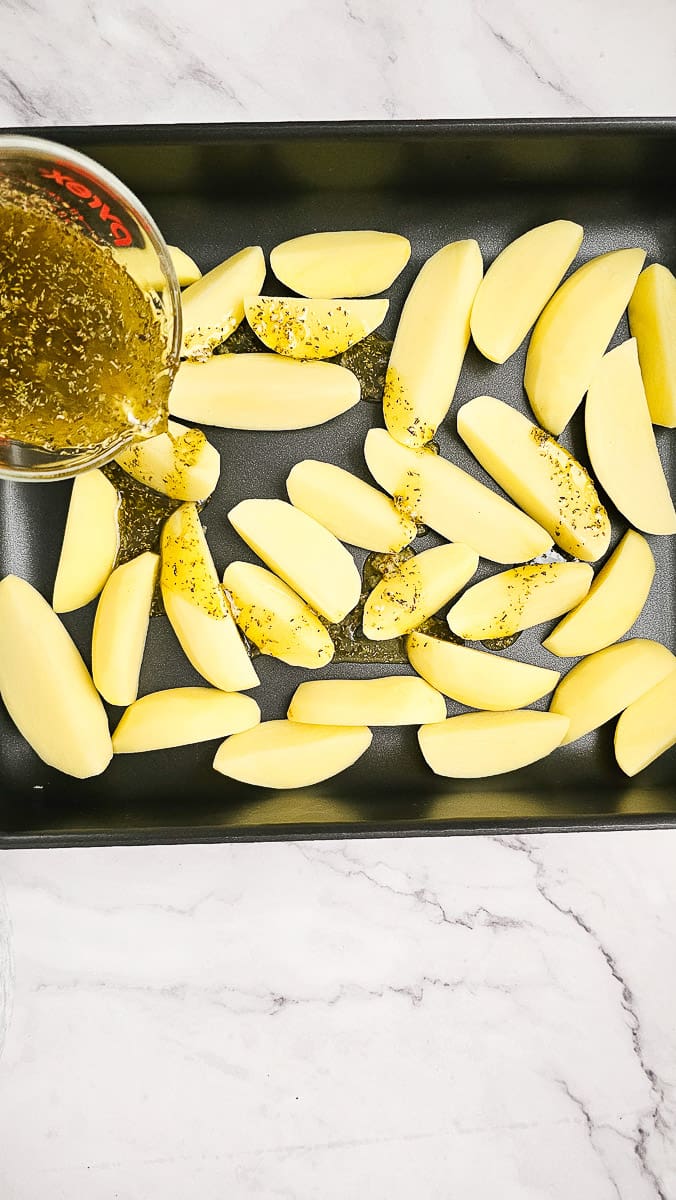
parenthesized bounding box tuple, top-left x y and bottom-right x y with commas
(39, 167, 133, 247)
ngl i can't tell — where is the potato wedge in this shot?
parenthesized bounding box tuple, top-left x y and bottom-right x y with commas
(543, 531, 655, 658)
(53, 469, 119, 613)
(180, 245, 266, 359)
(447, 562, 593, 640)
(213, 720, 372, 788)
(170, 246, 201, 287)
(270, 230, 411, 298)
(244, 296, 388, 359)
(524, 247, 646, 434)
(614, 668, 676, 776)
(419, 710, 569, 778)
(114, 245, 201, 291)
(228, 498, 360, 623)
(407, 632, 560, 710)
(115, 419, 220, 502)
(288, 675, 446, 726)
(383, 240, 483, 447)
(0, 575, 112, 778)
(92, 551, 158, 707)
(287, 459, 416, 552)
(161, 504, 258, 692)
(585, 339, 676, 535)
(222, 561, 334, 669)
(550, 638, 675, 745)
(457, 395, 610, 561)
(362, 543, 478, 640)
(113, 687, 260, 753)
(364, 428, 552, 564)
(169, 354, 360, 430)
(470, 220, 583, 363)
(628, 263, 676, 427)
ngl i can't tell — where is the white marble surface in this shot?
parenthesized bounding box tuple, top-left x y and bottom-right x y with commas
(2, 2, 676, 1198)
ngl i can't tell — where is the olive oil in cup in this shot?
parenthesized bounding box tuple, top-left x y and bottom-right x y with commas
(0, 136, 181, 481)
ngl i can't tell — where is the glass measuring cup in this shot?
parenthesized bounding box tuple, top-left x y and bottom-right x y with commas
(0, 135, 181, 482)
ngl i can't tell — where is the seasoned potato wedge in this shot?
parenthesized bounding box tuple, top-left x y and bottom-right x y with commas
(447, 562, 593, 640)
(244, 296, 388, 359)
(362, 543, 478, 640)
(116, 419, 220, 502)
(180, 245, 266, 359)
(223, 561, 334, 669)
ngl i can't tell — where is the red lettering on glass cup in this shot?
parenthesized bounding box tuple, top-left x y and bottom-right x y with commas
(39, 167, 132, 247)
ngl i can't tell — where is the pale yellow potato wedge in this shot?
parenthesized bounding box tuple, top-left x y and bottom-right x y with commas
(362, 543, 478, 640)
(364, 428, 552, 564)
(244, 296, 388, 359)
(628, 263, 676, 427)
(228, 498, 360, 623)
(92, 551, 158, 707)
(457, 395, 610, 562)
(169, 354, 360, 430)
(524, 247, 646, 434)
(115, 419, 220, 502)
(53, 469, 119, 613)
(113, 687, 260, 754)
(223, 561, 334, 669)
(0, 575, 112, 778)
(447, 562, 593, 640)
(543, 531, 655, 658)
(213, 720, 372, 788)
(614, 668, 676, 776)
(288, 675, 446, 726)
(270, 230, 411, 298)
(383, 240, 483, 447)
(550, 638, 675, 745)
(180, 246, 266, 359)
(419, 710, 569, 778)
(161, 504, 258, 692)
(170, 246, 201, 287)
(114, 245, 201, 291)
(585, 339, 676, 535)
(286, 459, 416, 552)
(470, 220, 583, 363)
(407, 632, 560, 710)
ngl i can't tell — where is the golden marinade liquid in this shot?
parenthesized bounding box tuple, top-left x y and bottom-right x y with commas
(0, 176, 169, 453)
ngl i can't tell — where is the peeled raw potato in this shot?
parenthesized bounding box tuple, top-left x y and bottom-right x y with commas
(115, 419, 220, 502)
(418, 710, 570, 778)
(457, 395, 610, 561)
(628, 263, 676, 428)
(92, 551, 159, 707)
(53, 469, 119, 613)
(614, 668, 676, 776)
(362, 543, 479, 640)
(0, 575, 112, 778)
(287, 675, 446, 726)
(470, 220, 583, 363)
(113, 687, 260, 753)
(180, 245, 266, 359)
(447, 562, 593, 640)
(524, 247, 646, 435)
(213, 720, 372, 788)
(114, 245, 201, 291)
(170, 246, 201, 287)
(383, 239, 483, 447)
(287, 459, 416, 552)
(543, 531, 655, 658)
(585, 339, 676, 535)
(244, 296, 388, 359)
(161, 504, 259, 692)
(364, 428, 552, 564)
(550, 638, 675, 745)
(407, 632, 560, 710)
(270, 230, 411, 298)
(169, 354, 360, 430)
(228, 498, 360, 623)
(223, 561, 334, 669)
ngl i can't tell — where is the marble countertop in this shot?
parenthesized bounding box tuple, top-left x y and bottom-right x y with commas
(1, 2, 676, 1197)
